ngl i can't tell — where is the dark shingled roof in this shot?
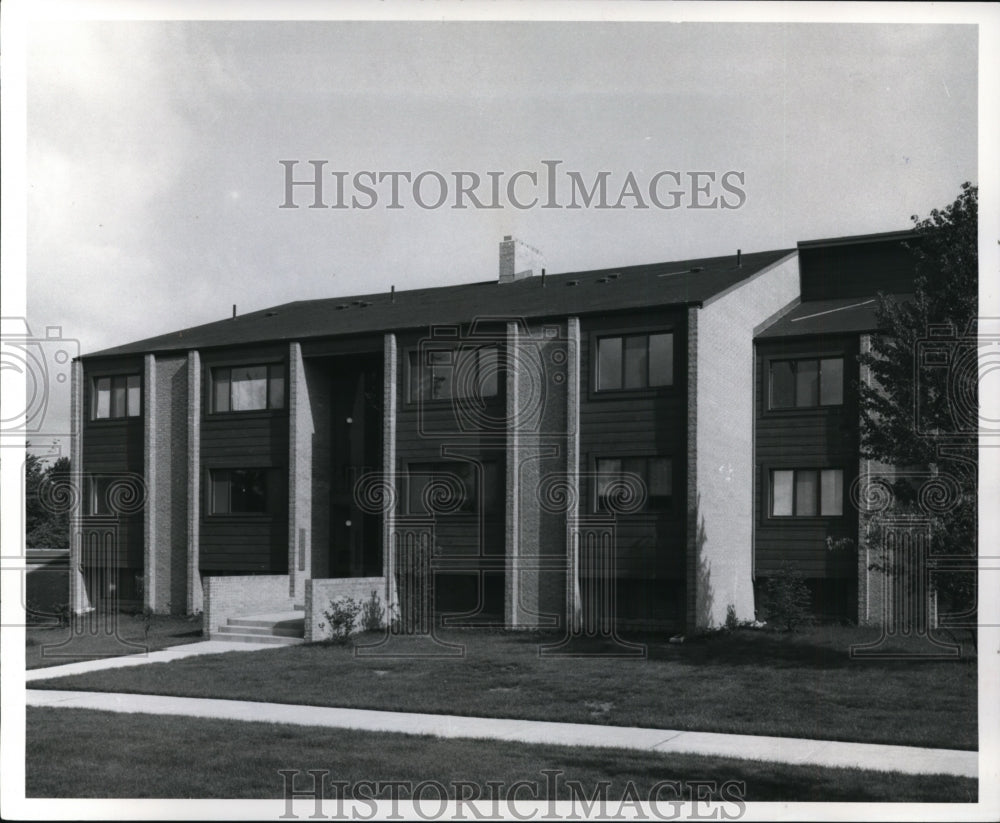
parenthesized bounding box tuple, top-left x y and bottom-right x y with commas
(756, 294, 911, 339)
(83, 248, 794, 359)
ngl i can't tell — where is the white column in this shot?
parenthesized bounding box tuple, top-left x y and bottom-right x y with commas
(504, 321, 520, 626)
(287, 341, 313, 603)
(565, 317, 581, 629)
(69, 359, 91, 613)
(186, 350, 202, 614)
(143, 353, 156, 611)
(383, 333, 398, 613)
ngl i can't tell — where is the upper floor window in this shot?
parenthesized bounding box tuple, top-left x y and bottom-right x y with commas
(92, 375, 141, 420)
(405, 460, 500, 515)
(408, 345, 498, 402)
(769, 357, 843, 409)
(209, 468, 272, 514)
(595, 456, 673, 513)
(596, 332, 673, 391)
(87, 476, 113, 515)
(211, 364, 285, 413)
(85, 474, 142, 515)
(770, 468, 843, 517)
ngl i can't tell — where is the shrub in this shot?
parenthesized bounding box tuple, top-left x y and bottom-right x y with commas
(725, 604, 739, 631)
(394, 544, 433, 633)
(759, 566, 813, 632)
(322, 597, 362, 644)
(360, 590, 384, 632)
(55, 602, 71, 628)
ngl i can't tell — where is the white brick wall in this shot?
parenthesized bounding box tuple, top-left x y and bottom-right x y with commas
(203, 574, 294, 638)
(691, 253, 800, 628)
(505, 319, 574, 628)
(305, 576, 387, 641)
(69, 359, 90, 614)
(288, 342, 313, 601)
(148, 354, 189, 614)
(186, 350, 203, 614)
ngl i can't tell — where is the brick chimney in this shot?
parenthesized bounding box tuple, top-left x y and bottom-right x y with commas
(498, 235, 544, 284)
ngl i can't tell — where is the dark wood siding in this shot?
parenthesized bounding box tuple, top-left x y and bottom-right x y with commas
(579, 309, 688, 582)
(81, 358, 144, 570)
(754, 335, 859, 577)
(200, 512, 287, 573)
(395, 329, 506, 566)
(301, 335, 383, 358)
(199, 346, 289, 573)
(800, 239, 920, 301)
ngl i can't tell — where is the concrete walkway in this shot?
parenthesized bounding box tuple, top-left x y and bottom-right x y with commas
(25, 640, 273, 682)
(26, 689, 977, 779)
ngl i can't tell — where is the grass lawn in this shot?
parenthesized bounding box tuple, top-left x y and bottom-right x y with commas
(23, 612, 203, 670)
(25, 708, 977, 802)
(29, 624, 977, 750)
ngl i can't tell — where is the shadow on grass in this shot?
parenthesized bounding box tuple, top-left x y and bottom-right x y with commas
(488, 623, 977, 672)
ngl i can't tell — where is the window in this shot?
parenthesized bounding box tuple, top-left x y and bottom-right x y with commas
(87, 476, 113, 515)
(209, 468, 270, 514)
(92, 375, 141, 419)
(596, 332, 673, 391)
(211, 364, 285, 412)
(408, 346, 498, 402)
(595, 456, 673, 512)
(406, 461, 499, 515)
(770, 469, 843, 517)
(769, 357, 843, 409)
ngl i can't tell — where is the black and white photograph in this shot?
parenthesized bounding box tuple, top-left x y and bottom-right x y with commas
(2, 1, 998, 820)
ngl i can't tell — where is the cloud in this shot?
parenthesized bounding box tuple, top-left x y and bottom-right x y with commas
(24, 19, 979, 363)
(27, 23, 207, 353)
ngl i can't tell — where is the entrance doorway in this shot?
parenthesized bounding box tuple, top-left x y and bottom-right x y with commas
(328, 353, 383, 577)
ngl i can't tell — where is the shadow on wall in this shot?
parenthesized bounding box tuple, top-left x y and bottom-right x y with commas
(695, 510, 713, 629)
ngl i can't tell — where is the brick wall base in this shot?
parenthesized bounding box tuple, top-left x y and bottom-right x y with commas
(203, 574, 295, 638)
(305, 577, 387, 642)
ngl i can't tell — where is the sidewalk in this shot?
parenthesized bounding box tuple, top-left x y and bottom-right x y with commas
(26, 688, 978, 779)
(26, 640, 273, 682)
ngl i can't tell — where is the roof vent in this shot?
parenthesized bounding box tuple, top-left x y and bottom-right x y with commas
(597, 276, 610, 284)
(609, 272, 622, 280)
(265, 311, 278, 317)
(690, 266, 704, 273)
(566, 279, 579, 287)
(499, 236, 545, 284)
(336, 304, 349, 310)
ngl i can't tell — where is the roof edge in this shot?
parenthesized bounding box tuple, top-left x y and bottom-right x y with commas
(699, 249, 797, 309)
(796, 228, 915, 250)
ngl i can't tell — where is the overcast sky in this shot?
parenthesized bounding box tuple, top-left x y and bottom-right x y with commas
(13, 8, 991, 447)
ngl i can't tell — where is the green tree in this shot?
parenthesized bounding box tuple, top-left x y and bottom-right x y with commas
(858, 182, 977, 624)
(25, 450, 71, 549)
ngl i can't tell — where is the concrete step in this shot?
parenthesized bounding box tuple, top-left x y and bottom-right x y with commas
(217, 623, 304, 639)
(228, 610, 304, 623)
(213, 631, 304, 646)
(214, 611, 306, 645)
(227, 615, 305, 632)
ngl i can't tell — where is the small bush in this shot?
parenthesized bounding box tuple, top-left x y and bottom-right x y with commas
(759, 567, 813, 632)
(323, 597, 362, 644)
(395, 545, 433, 633)
(55, 602, 71, 628)
(360, 590, 384, 632)
(725, 604, 739, 631)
